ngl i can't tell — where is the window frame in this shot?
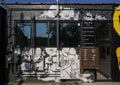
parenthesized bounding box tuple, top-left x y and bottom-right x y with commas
(15, 20, 81, 48)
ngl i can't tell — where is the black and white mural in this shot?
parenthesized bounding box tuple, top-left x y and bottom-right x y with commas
(14, 47, 95, 82)
(6, 3, 114, 83)
(13, 5, 107, 82)
(39, 5, 79, 20)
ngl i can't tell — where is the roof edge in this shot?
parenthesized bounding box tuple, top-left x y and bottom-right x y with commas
(5, 2, 120, 5)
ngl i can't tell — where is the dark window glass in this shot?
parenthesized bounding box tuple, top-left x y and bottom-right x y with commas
(16, 22, 80, 47)
(49, 22, 57, 46)
(35, 22, 56, 47)
(16, 23, 31, 47)
(16, 22, 57, 47)
(94, 21, 111, 79)
(35, 23, 48, 47)
(60, 22, 80, 47)
(95, 21, 111, 41)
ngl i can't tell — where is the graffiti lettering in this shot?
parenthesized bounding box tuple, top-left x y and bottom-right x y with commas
(116, 47, 120, 70)
(113, 5, 120, 71)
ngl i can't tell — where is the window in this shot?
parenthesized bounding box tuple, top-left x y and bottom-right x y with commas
(16, 23, 31, 47)
(95, 21, 111, 41)
(16, 22, 57, 47)
(60, 22, 80, 47)
(35, 22, 56, 47)
(94, 21, 112, 79)
(16, 21, 80, 47)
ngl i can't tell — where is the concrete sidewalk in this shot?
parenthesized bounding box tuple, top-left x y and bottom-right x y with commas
(8, 82, 120, 85)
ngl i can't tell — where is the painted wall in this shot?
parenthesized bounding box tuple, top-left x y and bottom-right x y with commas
(14, 47, 96, 82)
(112, 5, 120, 81)
(5, 3, 120, 82)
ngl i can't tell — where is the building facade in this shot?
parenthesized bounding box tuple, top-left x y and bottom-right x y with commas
(1, 2, 120, 84)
